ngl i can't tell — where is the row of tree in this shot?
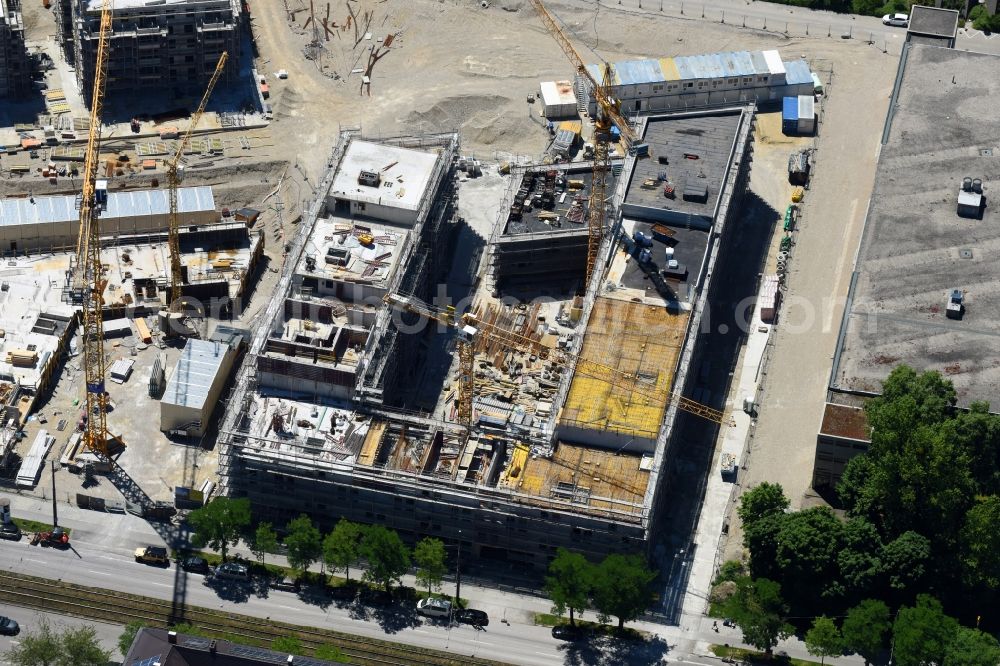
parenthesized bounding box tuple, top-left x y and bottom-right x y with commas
(734, 367, 1000, 622)
(543, 548, 657, 630)
(188, 499, 448, 593)
(721, 576, 1000, 666)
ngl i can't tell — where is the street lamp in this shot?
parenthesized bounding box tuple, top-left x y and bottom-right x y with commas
(51, 460, 58, 528)
(454, 529, 463, 608)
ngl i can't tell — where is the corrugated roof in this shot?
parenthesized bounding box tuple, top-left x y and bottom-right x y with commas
(783, 97, 799, 120)
(579, 50, 809, 86)
(784, 59, 813, 85)
(0, 186, 215, 228)
(161, 338, 233, 411)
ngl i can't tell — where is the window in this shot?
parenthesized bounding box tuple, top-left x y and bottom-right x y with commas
(742, 77, 752, 85)
(184, 23, 194, 33)
(684, 82, 693, 88)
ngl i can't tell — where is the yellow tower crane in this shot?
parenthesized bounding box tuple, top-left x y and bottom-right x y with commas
(77, 0, 114, 456)
(384, 294, 724, 433)
(529, 0, 638, 285)
(166, 52, 229, 312)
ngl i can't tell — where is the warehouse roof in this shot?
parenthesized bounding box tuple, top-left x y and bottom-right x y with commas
(831, 45, 1000, 409)
(907, 5, 959, 39)
(162, 338, 235, 412)
(0, 186, 215, 228)
(585, 49, 807, 84)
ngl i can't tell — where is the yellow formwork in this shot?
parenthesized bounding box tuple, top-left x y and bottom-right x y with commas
(559, 297, 689, 441)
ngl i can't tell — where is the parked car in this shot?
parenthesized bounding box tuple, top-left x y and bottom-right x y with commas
(0, 616, 20, 636)
(180, 556, 210, 574)
(416, 597, 452, 618)
(270, 576, 299, 592)
(0, 522, 22, 541)
(135, 546, 170, 566)
(551, 624, 586, 641)
(882, 12, 908, 26)
(455, 608, 489, 627)
(213, 562, 250, 581)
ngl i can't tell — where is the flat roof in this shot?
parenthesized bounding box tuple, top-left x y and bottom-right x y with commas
(819, 403, 871, 442)
(560, 297, 689, 441)
(328, 140, 438, 214)
(617, 223, 707, 298)
(907, 5, 959, 39)
(833, 45, 1000, 408)
(625, 110, 743, 218)
(84, 0, 231, 10)
(297, 216, 409, 289)
(0, 186, 215, 228)
(162, 338, 235, 411)
(503, 165, 618, 236)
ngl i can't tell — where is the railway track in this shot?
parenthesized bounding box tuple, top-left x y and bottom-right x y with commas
(0, 572, 509, 666)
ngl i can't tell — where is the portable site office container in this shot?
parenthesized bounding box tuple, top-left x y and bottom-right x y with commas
(782, 97, 798, 134)
(797, 95, 815, 135)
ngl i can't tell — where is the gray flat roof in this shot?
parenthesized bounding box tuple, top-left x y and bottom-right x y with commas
(624, 111, 743, 218)
(907, 5, 959, 39)
(329, 140, 439, 214)
(503, 165, 618, 236)
(833, 45, 1000, 409)
(162, 338, 233, 411)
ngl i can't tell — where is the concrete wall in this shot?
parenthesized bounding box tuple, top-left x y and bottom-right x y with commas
(325, 196, 420, 227)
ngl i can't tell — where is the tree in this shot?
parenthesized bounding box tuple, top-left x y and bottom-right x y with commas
(359, 525, 411, 592)
(544, 548, 593, 626)
(737, 482, 789, 527)
(313, 645, 350, 664)
(413, 537, 447, 596)
(284, 514, 323, 576)
(591, 554, 656, 630)
(892, 594, 959, 666)
(772, 506, 844, 610)
(270, 636, 302, 655)
(187, 497, 251, 562)
(881, 531, 931, 596)
(944, 627, 1000, 666)
(959, 495, 1000, 590)
(837, 518, 883, 605)
(323, 519, 362, 582)
(841, 599, 890, 666)
(722, 577, 793, 656)
(805, 616, 842, 666)
(250, 522, 279, 567)
(5, 620, 111, 666)
(117, 620, 147, 657)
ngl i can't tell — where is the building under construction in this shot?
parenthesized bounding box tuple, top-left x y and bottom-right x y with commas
(57, 0, 241, 100)
(217, 108, 754, 574)
(0, 0, 29, 98)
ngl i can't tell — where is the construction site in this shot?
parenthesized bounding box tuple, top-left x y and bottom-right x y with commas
(0, 0, 906, 586)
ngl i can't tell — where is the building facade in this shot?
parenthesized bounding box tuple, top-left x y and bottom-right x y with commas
(0, 0, 29, 98)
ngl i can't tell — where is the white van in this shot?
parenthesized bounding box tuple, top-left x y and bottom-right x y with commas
(416, 597, 452, 618)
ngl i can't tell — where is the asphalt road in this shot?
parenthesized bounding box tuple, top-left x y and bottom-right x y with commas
(0, 602, 124, 663)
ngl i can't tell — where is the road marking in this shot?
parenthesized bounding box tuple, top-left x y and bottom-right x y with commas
(84, 570, 114, 576)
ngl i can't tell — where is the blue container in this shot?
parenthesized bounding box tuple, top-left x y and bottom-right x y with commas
(782, 97, 799, 121)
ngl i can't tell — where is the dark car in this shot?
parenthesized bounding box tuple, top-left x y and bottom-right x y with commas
(0, 616, 20, 636)
(552, 624, 586, 641)
(0, 522, 22, 541)
(213, 562, 250, 581)
(181, 556, 210, 574)
(270, 576, 299, 592)
(455, 608, 490, 627)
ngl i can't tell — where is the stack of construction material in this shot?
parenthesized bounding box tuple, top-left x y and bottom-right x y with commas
(758, 275, 781, 323)
(45, 89, 70, 115)
(6, 349, 38, 367)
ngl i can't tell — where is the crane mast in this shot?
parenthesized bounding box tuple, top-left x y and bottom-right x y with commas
(79, 0, 114, 456)
(529, 0, 637, 284)
(167, 52, 229, 310)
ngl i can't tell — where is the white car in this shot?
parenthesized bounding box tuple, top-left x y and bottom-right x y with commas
(416, 597, 452, 618)
(882, 13, 908, 27)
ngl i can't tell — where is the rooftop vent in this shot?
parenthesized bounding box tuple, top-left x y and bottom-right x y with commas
(358, 170, 381, 187)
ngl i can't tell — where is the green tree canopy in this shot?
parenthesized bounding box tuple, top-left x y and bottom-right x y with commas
(773, 506, 844, 610)
(359, 525, 411, 592)
(944, 627, 1000, 666)
(892, 594, 960, 666)
(323, 519, 362, 582)
(881, 531, 931, 596)
(722, 577, 793, 656)
(544, 548, 593, 626)
(187, 497, 252, 561)
(5, 620, 112, 666)
(737, 482, 789, 527)
(117, 620, 147, 657)
(837, 517, 883, 604)
(959, 495, 1000, 590)
(841, 599, 890, 666)
(413, 537, 447, 595)
(591, 554, 656, 630)
(250, 522, 279, 566)
(804, 616, 842, 666)
(284, 514, 323, 576)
